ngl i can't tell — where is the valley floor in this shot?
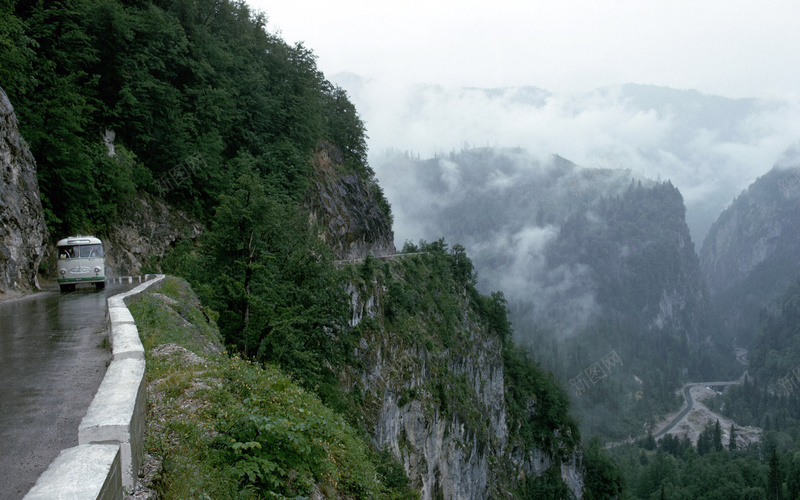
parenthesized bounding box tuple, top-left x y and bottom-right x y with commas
(652, 383, 760, 448)
(607, 370, 760, 449)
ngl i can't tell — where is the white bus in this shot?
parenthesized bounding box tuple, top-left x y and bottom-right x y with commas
(56, 235, 106, 292)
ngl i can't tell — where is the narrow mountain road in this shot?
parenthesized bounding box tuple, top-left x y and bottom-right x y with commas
(0, 282, 136, 500)
(334, 252, 428, 266)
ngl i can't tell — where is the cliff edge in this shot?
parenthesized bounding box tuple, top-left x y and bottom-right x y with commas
(0, 86, 46, 294)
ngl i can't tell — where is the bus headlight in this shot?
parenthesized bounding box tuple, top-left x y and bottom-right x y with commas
(94, 267, 101, 274)
(60, 268, 66, 275)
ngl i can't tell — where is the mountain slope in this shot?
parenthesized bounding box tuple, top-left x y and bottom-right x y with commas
(376, 147, 725, 438)
(344, 246, 585, 498)
(700, 166, 800, 346)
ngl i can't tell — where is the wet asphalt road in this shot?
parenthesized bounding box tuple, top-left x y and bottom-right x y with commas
(0, 283, 135, 500)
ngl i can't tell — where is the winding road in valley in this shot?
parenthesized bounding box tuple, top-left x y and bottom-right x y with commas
(653, 378, 745, 439)
(653, 348, 750, 439)
(608, 350, 751, 447)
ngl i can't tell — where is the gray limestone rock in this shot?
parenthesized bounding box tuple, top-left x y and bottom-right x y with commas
(0, 86, 47, 293)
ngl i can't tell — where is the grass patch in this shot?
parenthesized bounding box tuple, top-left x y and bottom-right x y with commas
(129, 276, 417, 499)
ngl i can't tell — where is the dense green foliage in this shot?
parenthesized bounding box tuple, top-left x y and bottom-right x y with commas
(161, 172, 351, 392)
(129, 276, 417, 499)
(522, 466, 576, 499)
(583, 438, 626, 500)
(503, 341, 580, 459)
(2, 0, 384, 235)
(607, 431, 800, 500)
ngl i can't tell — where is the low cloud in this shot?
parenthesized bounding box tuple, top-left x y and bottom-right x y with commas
(334, 74, 800, 243)
(375, 148, 635, 337)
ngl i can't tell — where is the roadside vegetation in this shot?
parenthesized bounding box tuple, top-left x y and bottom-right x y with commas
(129, 276, 416, 499)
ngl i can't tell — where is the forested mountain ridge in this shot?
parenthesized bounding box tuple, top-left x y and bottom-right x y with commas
(376, 148, 728, 439)
(1, 0, 388, 238)
(0, 1, 608, 498)
(700, 165, 800, 346)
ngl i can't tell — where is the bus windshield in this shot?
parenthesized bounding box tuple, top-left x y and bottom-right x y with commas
(79, 244, 104, 258)
(58, 244, 104, 259)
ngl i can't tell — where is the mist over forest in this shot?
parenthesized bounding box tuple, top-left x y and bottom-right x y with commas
(336, 73, 800, 447)
(333, 73, 800, 244)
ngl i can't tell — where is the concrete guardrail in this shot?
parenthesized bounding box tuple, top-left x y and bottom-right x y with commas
(24, 275, 165, 500)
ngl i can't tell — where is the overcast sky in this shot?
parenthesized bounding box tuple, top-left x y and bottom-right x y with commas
(251, 0, 800, 100)
(249, 0, 800, 245)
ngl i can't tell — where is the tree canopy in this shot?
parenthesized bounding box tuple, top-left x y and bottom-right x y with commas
(2, 0, 378, 235)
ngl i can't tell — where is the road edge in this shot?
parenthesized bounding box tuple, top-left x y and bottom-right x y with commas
(24, 275, 164, 500)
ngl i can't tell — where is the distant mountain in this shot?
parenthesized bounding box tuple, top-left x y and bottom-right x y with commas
(700, 165, 800, 346)
(617, 84, 758, 145)
(376, 147, 726, 438)
(548, 180, 712, 347)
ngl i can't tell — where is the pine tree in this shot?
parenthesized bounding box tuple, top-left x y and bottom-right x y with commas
(788, 454, 800, 500)
(713, 419, 723, 452)
(729, 424, 738, 451)
(768, 448, 782, 500)
(697, 423, 712, 455)
(644, 430, 657, 450)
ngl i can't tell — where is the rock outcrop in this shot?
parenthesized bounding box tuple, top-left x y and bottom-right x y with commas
(346, 263, 584, 499)
(104, 193, 202, 276)
(0, 86, 47, 293)
(305, 143, 395, 260)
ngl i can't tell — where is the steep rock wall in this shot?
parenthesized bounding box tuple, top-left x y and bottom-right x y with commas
(305, 143, 395, 260)
(0, 87, 47, 293)
(104, 193, 202, 276)
(345, 265, 583, 499)
(700, 166, 800, 344)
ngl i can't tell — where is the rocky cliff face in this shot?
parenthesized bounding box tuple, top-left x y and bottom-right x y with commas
(104, 193, 202, 276)
(0, 87, 47, 293)
(344, 258, 583, 499)
(546, 181, 713, 349)
(305, 143, 395, 260)
(700, 166, 800, 344)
